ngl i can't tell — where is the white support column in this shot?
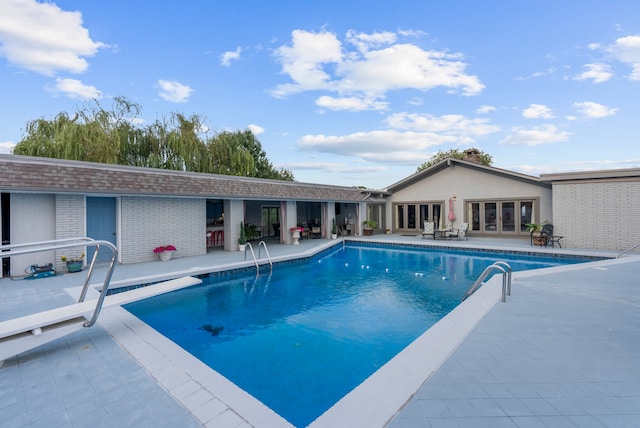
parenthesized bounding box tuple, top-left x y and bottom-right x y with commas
(225, 199, 244, 251)
(284, 201, 297, 245)
(358, 202, 368, 236)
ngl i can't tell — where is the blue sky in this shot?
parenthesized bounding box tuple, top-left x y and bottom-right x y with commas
(1, 1, 639, 189)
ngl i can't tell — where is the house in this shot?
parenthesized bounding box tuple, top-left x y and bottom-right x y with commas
(0, 154, 369, 278)
(385, 157, 552, 238)
(2, 153, 639, 278)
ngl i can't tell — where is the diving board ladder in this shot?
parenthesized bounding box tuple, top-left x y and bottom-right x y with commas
(0, 238, 202, 367)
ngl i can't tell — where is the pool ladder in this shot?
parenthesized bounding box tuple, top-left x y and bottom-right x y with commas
(462, 261, 512, 303)
(244, 241, 273, 274)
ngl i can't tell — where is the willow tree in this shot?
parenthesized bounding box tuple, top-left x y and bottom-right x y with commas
(14, 97, 294, 180)
(15, 96, 141, 164)
(205, 129, 293, 180)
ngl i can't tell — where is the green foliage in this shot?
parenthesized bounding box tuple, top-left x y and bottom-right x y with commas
(416, 148, 493, 172)
(332, 218, 337, 234)
(525, 221, 549, 233)
(14, 97, 294, 181)
(363, 219, 378, 228)
(238, 222, 248, 244)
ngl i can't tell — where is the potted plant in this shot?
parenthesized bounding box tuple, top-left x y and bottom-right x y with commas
(61, 253, 84, 273)
(362, 219, 377, 236)
(238, 222, 248, 251)
(331, 218, 338, 239)
(525, 221, 548, 246)
(153, 245, 176, 261)
(289, 226, 303, 245)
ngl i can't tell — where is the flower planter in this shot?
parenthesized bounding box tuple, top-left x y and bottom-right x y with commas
(158, 251, 172, 261)
(291, 230, 301, 245)
(66, 261, 83, 273)
(363, 228, 373, 236)
(533, 235, 547, 246)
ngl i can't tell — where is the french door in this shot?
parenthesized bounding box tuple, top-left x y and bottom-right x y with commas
(393, 202, 443, 234)
(467, 199, 535, 235)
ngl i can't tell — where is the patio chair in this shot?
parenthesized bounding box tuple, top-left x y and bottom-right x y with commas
(310, 225, 321, 238)
(540, 224, 563, 248)
(422, 221, 435, 239)
(451, 222, 469, 240)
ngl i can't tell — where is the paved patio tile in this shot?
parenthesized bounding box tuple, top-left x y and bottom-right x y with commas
(2, 236, 638, 427)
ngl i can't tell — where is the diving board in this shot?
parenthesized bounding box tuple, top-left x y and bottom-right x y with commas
(0, 276, 202, 366)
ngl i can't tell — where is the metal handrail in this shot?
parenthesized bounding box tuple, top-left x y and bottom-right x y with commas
(0, 237, 118, 327)
(462, 261, 512, 303)
(493, 261, 512, 297)
(244, 243, 259, 270)
(616, 242, 640, 258)
(258, 241, 273, 270)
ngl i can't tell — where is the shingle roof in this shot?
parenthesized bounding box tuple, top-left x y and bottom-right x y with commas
(0, 155, 369, 202)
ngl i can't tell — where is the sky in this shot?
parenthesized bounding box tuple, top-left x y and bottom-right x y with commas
(0, 1, 639, 189)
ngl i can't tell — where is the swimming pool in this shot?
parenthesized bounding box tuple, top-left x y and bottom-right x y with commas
(124, 243, 589, 427)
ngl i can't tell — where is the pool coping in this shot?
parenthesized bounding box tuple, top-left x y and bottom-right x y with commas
(80, 239, 618, 427)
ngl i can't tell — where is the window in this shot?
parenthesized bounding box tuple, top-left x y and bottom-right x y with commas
(465, 199, 538, 235)
(393, 202, 443, 233)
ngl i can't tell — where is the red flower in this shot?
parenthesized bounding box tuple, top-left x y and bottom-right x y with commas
(153, 245, 176, 254)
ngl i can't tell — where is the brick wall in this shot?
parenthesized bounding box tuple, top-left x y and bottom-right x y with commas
(552, 181, 640, 251)
(120, 196, 206, 263)
(55, 194, 84, 272)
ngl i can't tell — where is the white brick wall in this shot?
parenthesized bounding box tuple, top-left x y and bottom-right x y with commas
(120, 196, 206, 263)
(55, 194, 84, 272)
(552, 181, 640, 250)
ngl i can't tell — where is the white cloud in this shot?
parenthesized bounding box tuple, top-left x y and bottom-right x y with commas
(0, 141, 16, 154)
(46, 78, 101, 99)
(572, 101, 617, 118)
(279, 160, 387, 175)
(157, 79, 193, 103)
(248, 124, 264, 135)
(0, 0, 105, 76)
(270, 30, 343, 97)
(220, 46, 242, 66)
(574, 63, 613, 83)
(500, 125, 570, 146)
(345, 29, 397, 53)
(271, 29, 484, 108)
(315, 95, 388, 111)
(607, 35, 640, 80)
(386, 112, 500, 136)
(298, 130, 457, 165)
(522, 104, 554, 119)
(476, 105, 495, 114)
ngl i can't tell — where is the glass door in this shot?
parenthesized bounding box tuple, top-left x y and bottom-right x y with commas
(501, 201, 516, 233)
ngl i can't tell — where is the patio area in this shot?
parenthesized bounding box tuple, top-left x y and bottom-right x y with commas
(1, 235, 639, 427)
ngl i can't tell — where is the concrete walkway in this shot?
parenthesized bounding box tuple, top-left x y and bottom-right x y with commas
(387, 256, 640, 427)
(1, 236, 638, 427)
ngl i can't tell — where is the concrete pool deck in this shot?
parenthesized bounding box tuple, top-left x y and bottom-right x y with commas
(1, 236, 639, 427)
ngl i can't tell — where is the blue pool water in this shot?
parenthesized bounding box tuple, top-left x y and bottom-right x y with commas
(124, 244, 588, 427)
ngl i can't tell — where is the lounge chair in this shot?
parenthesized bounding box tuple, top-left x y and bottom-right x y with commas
(540, 224, 563, 248)
(422, 221, 435, 239)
